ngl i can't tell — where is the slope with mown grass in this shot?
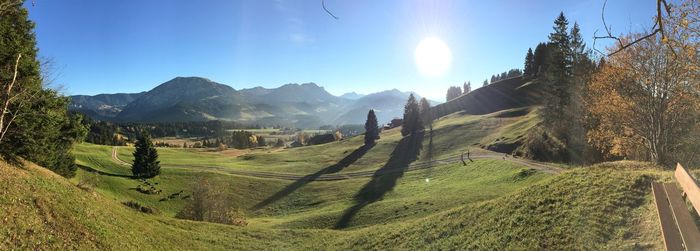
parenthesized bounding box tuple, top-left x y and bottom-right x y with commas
(3, 159, 665, 249)
(105, 106, 541, 176)
(0, 160, 342, 250)
(329, 161, 664, 249)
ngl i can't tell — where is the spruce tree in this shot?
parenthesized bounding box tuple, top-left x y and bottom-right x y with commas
(543, 11, 573, 129)
(524, 48, 535, 76)
(418, 97, 432, 129)
(463, 81, 471, 94)
(401, 94, 421, 136)
(364, 109, 379, 145)
(533, 42, 550, 76)
(0, 1, 87, 177)
(445, 86, 462, 101)
(132, 133, 161, 178)
(483, 79, 489, 87)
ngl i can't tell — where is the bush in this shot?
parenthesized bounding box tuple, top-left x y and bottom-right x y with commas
(122, 200, 159, 214)
(77, 171, 99, 191)
(515, 126, 568, 162)
(176, 178, 247, 226)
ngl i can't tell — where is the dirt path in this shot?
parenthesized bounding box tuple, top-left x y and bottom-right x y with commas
(111, 147, 563, 181)
(112, 147, 130, 166)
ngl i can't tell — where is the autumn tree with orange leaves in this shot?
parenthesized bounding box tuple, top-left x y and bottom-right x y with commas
(586, 13, 699, 166)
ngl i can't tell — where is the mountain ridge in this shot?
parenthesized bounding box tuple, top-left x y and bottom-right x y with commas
(70, 76, 436, 127)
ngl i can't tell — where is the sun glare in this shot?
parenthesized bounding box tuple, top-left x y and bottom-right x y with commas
(414, 37, 452, 76)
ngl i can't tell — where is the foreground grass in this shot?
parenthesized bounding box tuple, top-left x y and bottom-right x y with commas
(0, 160, 342, 250)
(2, 160, 664, 250)
(330, 161, 664, 250)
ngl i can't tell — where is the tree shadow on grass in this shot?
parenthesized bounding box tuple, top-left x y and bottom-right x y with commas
(252, 143, 375, 210)
(334, 131, 424, 229)
(77, 164, 133, 178)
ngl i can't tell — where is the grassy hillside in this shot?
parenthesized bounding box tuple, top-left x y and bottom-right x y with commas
(329, 162, 664, 250)
(105, 106, 540, 176)
(431, 76, 544, 119)
(4, 105, 669, 250)
(0, 160, 345, 250)
(2, 159, 664, 250)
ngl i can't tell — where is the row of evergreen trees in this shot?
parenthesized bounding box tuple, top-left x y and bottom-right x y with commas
(520, 12, 597, 163)
(363, 94, 432, 145)
(445, 81, 473, 102)
(489, 69, 523, 84)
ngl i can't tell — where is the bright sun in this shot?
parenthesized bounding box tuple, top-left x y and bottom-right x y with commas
(414, 37, 452, 76)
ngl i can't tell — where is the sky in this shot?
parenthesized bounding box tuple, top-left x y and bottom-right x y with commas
(26, 0, 658, 100)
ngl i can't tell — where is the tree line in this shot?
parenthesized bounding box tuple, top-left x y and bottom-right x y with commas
(445, 69, 523, 102)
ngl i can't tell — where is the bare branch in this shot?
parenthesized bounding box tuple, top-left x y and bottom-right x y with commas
(593, 0, 672, 57)
(321, 0, 339, 20)
(0, 53, 22, 143)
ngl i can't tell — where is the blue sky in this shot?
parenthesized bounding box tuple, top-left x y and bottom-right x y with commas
(27, 0, 657, 100)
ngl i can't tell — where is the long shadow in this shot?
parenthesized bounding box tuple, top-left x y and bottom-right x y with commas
(252, 143, 375, 210)
(77, 164, 133, 178)
(334, 131, 424, 229)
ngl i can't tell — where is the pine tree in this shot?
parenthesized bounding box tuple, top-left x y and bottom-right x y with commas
(463, 81, 471, 94)
(0, 1, 87, 177)
(418, 97, 432, 129)
(132, 134, 161, 178)
(524, 48, 535, 76)
(364, 109, 379, 145)
(490, 75, 497, 83)
(570, 22, 585, 64)
(483, 79, 489, 87)
(548, 12, 572, 77)
(445, 86, 462, 101)
(543, 11, 573, 129)
(401, 94, 421, 136)
(533, 42, 550, 76)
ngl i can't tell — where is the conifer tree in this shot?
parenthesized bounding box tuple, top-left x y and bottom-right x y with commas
(483, 79, 489, 87)
(542, 12, 573, 131)
(445, 86, 462, 101)
(463, 81, 471, 94)
(524, 48, 535, 76)
(418, 97, 432, 129)
(0, 1, 86, 177)
(364, 109, 379, 145)
(401, 94, 422, 136)
(533, 42, 550, 76)
(132, 133, 161, 178)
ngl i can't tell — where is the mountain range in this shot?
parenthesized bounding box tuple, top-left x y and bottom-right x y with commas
(70, 77, 438, 128)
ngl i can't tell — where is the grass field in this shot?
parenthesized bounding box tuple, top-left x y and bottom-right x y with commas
(2, 108, 668, 249)
(108, 107, 540, 175)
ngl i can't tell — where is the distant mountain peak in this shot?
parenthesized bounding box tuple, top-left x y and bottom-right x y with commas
(340, 92, 365, 100)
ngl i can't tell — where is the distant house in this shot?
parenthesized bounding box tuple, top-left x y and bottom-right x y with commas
(383, 118, 403, 130)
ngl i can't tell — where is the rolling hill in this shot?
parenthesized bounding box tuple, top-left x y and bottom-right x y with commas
(432, 76, 544, 118)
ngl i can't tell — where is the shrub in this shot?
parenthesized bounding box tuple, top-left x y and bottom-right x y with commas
(122, 200, 159, 214)
(176, 178, 247, 226)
